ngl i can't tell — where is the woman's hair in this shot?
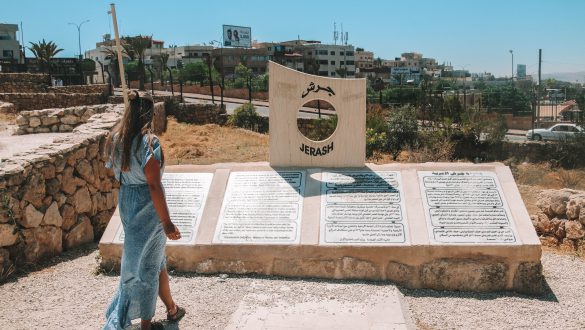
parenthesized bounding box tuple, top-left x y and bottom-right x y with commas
(105, 90, 157, 172)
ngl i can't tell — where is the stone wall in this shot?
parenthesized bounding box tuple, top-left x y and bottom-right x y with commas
(0, 93, 106, 112)
(169, 103, 227, 125)
(0, 104, 124, 277)
(47, 84, 110, 95)
(107, 95, 182, 104)
(0, 73, 49, 93)
(531, 189, 585, 252)
(15, 104, 117, 135)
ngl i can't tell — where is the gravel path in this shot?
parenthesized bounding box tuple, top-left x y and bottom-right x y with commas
(0, 245, 583, 329)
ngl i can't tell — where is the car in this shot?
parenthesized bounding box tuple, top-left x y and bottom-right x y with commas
(526, 123, 584, 141)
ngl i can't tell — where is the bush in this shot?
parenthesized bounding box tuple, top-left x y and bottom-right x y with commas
(387, 106, 418, 160)
(228, 103, 266, 132)
(365, 105, 389, 157)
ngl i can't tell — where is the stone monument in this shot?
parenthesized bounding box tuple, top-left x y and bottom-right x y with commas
(100, 62, 543, 294)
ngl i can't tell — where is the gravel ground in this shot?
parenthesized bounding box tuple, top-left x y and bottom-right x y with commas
(0, 245, 583, 329)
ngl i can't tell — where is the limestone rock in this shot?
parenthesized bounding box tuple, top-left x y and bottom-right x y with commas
(21, 204, 43, 228)
(564, 221, 585, 240)
(272, 258, 335, 278)
(421, 259, 508, 292)
(15, 115, 28, 126)
(42, 202, 62, 227)
(59, 124, 73, 132)
(532, 214, 556, 235)
(580, 207, 585, 226)
(539, 236, 559, 247)
(75, 160, 94, 183)
(537, 189, 572, 218)
(22, 226, 62, 263)
(553, 219, 566, 240)
(61, 115, 79, 125)
(386, 261, 417, 286)
(41, 116, 59, 126)
(63, 216, 94, 249)
(28, 116, 41, 128)
(40, 164, 56, 180)
(513, 262, 543, 295)
(566, 195, 585, 220)
(340, 257, 379, 280)
(92, 210, 113, 238)
(72, 187, 92, 214)
(22, 173, 45, 209)
(61, 204, 76, 231)
(45, 178, 60, 196)
(0, 224, 18, 247)
(559, 239, 576, 252)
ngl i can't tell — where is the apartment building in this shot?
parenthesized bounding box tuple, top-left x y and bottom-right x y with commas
(0, 23, 22, 70)
(355, 49, 374, 70)
(302, 43, 355, 77)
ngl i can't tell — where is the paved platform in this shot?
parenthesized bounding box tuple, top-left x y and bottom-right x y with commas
(0, 132, 72, 160)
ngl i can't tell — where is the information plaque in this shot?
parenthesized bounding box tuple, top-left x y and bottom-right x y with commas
(214, 171, 305, 244)
(116, 172, 214, 244)
(418, 171, 518, 244)
(320, 171, 409, 245)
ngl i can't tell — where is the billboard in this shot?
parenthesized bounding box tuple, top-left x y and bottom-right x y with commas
(223, 25, 251, 48)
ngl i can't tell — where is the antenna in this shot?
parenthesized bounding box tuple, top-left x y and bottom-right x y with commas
(333, 22, 338, 45)
(341, 23, 344, 44)
(345, 32, 349, 45)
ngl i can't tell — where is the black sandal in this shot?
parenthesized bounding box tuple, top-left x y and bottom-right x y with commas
(167, 304, 186, 323)
(151, 321, 165, 330)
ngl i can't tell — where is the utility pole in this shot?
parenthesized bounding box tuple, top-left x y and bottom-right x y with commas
(109, 4, 128, 110)
(537, 49, 542, 127)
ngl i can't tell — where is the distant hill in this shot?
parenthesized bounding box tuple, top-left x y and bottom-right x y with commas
(541, 72, 585, 83)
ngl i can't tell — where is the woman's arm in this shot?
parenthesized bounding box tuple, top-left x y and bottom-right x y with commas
(144, 157, 181, 240)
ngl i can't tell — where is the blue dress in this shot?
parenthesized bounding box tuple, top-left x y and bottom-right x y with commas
(103, 134, 166, 330)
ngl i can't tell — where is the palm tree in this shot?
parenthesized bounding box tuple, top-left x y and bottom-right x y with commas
(123, 35, 152, 90)
(101, 47, 128, 87)
(158, 52, 169, 86)
(28, 39, 63, 73)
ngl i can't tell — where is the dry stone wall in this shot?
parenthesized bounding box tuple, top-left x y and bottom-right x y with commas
(0, 104, 124, 277)
(15, 104, 116, 135)
(0, 73, 50, 93)
(531, 189, 585, 252)
(0, 93, 106, 112)
(169, 103, 227, 125)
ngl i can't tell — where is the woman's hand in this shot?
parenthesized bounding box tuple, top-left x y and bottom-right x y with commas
(163, 221, 181, 240)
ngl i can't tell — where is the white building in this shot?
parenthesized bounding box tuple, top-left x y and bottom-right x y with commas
(302, 43, 355, 77)
(0, 23, 22, 64)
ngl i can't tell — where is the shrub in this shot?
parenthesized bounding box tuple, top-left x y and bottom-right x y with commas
(386, 106, 418, 160)
(228, 103, 266, 132)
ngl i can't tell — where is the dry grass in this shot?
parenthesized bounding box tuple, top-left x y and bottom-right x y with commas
(159, 117, 268, 165)
(513, 163, 585, 190)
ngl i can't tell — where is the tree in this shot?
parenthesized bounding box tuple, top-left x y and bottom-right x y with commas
(122, 35, 152, 90)
(235, 63, 253, 101)
(158, 53, 169, 86)
(386, 106, 418, 160)
(101, 46, 128, 87)
(180, 62, 208, 84)
(28, 39, 63, 73)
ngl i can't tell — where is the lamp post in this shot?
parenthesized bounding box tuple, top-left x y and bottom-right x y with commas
(68, 20, 90, 60)
(509, 49, 514, 82)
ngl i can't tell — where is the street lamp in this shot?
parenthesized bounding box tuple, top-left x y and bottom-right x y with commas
(509, 49, 514, 81)
(68, 20, 90, 60)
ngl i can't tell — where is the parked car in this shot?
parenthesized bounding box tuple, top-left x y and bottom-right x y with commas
(526, 123, 583, 141)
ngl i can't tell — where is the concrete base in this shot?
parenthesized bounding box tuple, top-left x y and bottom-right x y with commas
(99, 162, 543, 295)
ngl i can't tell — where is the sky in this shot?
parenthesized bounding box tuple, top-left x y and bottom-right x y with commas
(3, 0, 585, 78)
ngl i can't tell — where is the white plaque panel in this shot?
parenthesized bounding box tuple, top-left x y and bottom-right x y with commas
(320, 171, 409, 245)
(214, 171, 305, 244)
(116, 172, 214, 244)
(418, 171, 519, 244)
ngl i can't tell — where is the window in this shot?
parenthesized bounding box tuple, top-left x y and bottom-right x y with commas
(318, 71, 328, 76)
(319, 59, 328, 64)
(330, 72, 336, 76)
(330, 61, 335, 65)
(346, 51, 354, 56)
(340, 51, 344, 56)
(346, 60, 355, 65)
(318, 50, 328, 55)
(0, 35, 11, 40)
(2, 50, 13, 58)
(308, 51, 312, 55)
(330, 51, 335, 55)
(340, 61, 344, 65)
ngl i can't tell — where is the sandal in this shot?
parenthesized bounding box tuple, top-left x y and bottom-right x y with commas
(151, 321, 165, 330)
(167, 304, 186, 323)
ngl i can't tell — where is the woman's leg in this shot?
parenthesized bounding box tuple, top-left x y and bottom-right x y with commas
(159, 268, 176, 313)
(140, 319, 152, 330)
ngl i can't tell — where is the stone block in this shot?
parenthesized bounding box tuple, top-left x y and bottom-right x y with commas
(22, 226, 62, 263)
(537, 190, 572, 218)
(513, 262, 544, 295)
(420, 259, 508, 292)
(195, 259, 265, 275)
(15, 115, 28, 126)
(59, 124, 73, 132)
(63, 216, 94, 249)
(273, 258, 336, 278)
(72, 187, 92, 214)
(564, 221, 585, 240)
(75, 160, 94, 183)
(42, 202, 63, 227)
(386, 261, 417, 286)
(340, 257, 379, 280)
(28, 116, 41, 128)
(41, 116, 60, 126)
(21, 204, 43, 228)
(61, 204, 76, 231)
(0, 224, 19, 247)
(22, 173, 45, 209)
(60, 115, 80, 125)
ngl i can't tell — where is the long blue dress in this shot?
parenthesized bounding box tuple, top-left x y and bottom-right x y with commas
(103, 134, 166, 330)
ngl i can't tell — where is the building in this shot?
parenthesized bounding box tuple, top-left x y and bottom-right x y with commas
(213, 47, 270, 75)
(0, 23, 22, 71)
(355, 49, 374, 70)
(301, 43, 355, 77)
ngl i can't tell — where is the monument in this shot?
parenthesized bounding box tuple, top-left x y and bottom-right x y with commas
(100, 62, 543, 294)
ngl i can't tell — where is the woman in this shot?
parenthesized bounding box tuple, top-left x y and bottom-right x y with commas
(103, 90, 186, 330)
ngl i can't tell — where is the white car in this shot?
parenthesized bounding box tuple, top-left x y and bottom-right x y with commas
(526, 123, 583, 141)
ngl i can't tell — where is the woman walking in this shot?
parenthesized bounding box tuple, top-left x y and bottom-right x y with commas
(103, 90, 185, 330)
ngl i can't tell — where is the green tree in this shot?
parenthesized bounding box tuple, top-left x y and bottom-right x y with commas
(122, 35, 152, 90)
(28, 39, 63, 73)
(180, 62, 208, 84)
(101, 46, 128, 87)
(158, 52, 169, 86)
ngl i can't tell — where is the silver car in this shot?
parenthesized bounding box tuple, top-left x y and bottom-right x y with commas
(526, 123, 583, 141)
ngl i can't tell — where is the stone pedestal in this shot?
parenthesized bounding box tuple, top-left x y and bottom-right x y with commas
(99, 162, 543, 294)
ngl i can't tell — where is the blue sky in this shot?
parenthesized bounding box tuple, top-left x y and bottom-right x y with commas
(3, 0, 585, 77)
